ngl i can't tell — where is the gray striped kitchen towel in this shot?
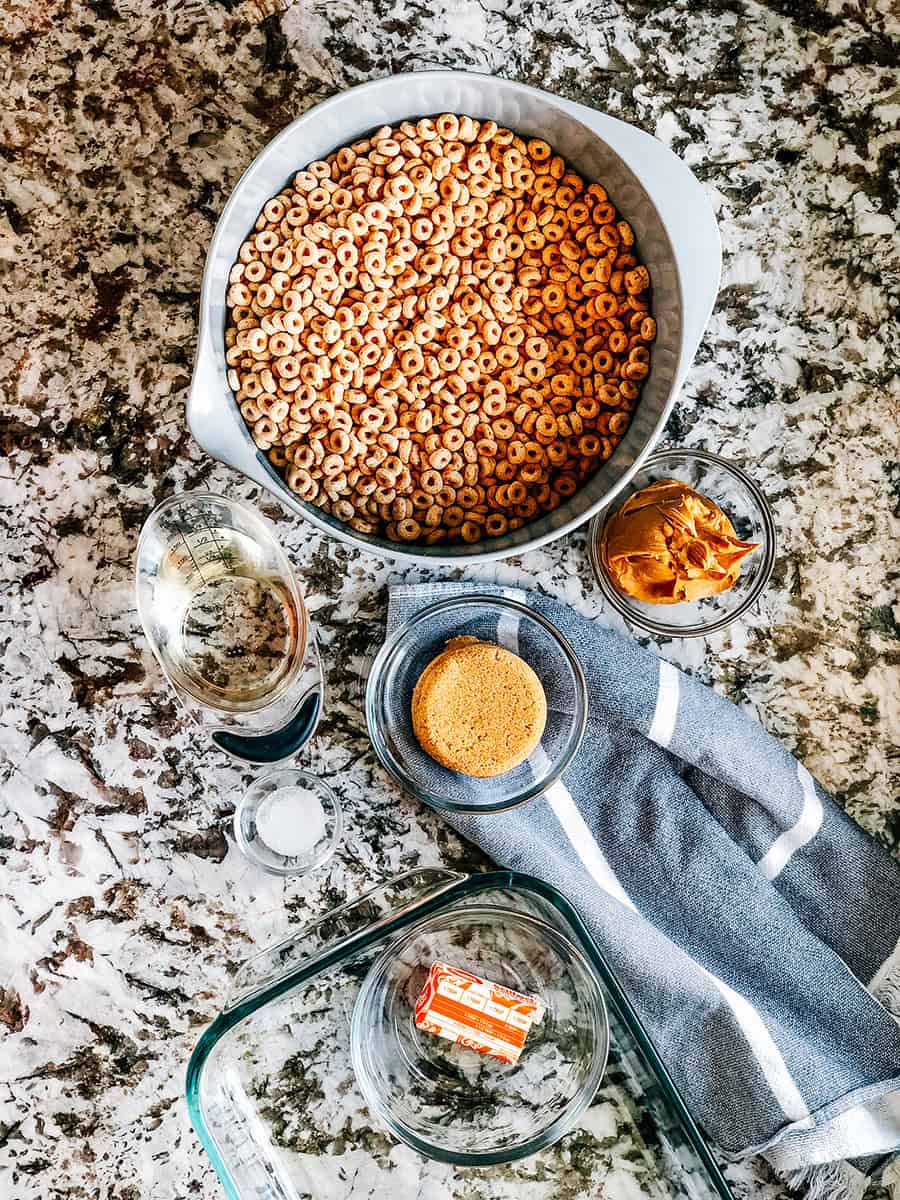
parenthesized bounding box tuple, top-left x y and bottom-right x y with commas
(387, 582, 900, 1196)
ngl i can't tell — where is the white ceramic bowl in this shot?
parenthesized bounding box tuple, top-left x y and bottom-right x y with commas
(188, 70, 721, 565)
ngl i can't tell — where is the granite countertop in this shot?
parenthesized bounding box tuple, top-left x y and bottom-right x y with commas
(2, 1, 898, 1198)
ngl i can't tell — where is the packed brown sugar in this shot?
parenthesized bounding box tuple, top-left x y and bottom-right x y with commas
(411, 637, 547, 777)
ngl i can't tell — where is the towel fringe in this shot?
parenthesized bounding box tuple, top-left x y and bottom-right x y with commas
(882, 1155, 900, 1198)
(780, 1160, 868, 1200)
(871, 940, 900, 1019)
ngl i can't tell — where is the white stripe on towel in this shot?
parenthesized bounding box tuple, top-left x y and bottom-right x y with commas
(547, 778, 809, 1123)
(704, 973, 810, 1122)
(546, 780, 637, 911)
(648, 660, 679, 749)
(769, 1096, 900, 1173)
(758, 763, 823, 882)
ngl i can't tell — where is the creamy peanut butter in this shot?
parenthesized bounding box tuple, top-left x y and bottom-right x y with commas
(601, 479, 759, 604)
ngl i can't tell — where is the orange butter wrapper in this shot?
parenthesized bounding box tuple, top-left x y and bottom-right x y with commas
(414, 961, 545, 1064)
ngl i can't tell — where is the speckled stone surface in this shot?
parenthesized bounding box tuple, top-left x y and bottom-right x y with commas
(2, 1, 898, 1198)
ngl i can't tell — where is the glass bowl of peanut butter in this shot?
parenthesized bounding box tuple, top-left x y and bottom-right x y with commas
(588, 448, 776, 637)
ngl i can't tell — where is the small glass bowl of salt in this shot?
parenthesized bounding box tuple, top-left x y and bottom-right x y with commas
(234, 768, 342, 876)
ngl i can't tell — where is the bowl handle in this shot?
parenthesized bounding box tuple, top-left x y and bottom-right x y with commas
(187, 323, 276, 493)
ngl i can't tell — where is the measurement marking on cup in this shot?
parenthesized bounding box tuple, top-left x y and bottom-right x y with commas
(177, 521, 233, 584)
(207, 522, 235, 573)
(177, 528, 211, 584)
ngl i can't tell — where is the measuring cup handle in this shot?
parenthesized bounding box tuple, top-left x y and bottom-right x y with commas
(209, 626, 325, 765)
(210, 687, 322, 765)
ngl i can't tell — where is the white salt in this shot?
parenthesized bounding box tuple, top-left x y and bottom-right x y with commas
(255, 786, 326, 858)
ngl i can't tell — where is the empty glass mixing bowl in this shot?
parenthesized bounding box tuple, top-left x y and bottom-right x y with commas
(351, 902, 609, 1164)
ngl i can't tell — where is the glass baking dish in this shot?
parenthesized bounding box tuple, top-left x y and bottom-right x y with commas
(186, 869, 734, 1200)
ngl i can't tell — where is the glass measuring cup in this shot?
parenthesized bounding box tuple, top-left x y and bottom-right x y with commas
(136, 492, 323, 764)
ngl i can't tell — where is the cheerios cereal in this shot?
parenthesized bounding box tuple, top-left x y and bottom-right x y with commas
(225, 115, 655, 546)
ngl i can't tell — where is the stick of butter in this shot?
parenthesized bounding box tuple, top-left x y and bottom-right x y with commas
(413, 961, 545, 1064)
